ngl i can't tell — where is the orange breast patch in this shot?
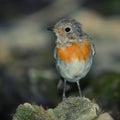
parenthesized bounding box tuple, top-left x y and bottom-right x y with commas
(57, 40, 90, 63)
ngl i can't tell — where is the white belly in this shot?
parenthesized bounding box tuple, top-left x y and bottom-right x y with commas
(56, 58, 92, 82)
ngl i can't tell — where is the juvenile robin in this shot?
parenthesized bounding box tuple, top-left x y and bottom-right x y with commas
(51, 18, 95, 99)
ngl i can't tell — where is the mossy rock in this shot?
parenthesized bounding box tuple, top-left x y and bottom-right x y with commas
(52, 97, 100, 120)
(12, 103, 57, 120)
(12, 97, 104, 120)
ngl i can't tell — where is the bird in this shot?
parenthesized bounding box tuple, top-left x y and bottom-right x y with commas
(51, 18, 95, 100)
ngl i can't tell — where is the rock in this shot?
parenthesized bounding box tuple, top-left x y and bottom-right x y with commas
(52, 97, 100, 120)
(96, 113, 114, 120)
(12, 97, 105, 120)
(12, 103, 57, 120)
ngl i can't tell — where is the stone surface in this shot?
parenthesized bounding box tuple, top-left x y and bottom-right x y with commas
(12, 97, 113, 120)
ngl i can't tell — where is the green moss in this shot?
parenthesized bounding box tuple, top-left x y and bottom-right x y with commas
(12, 97, 102, 120)
(53, 97, 100, 120)
(12, 103, 57, 120)
(93, 73, 120, 93)
(92, 73, 120, 104)
(14, 97, 115, 120)
(84, 72, 120, 110)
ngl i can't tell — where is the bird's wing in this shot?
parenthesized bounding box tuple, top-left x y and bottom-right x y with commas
(91, 42, 96, 56)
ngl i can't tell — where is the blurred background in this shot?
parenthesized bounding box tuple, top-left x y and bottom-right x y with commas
(0, 0, 120, 120)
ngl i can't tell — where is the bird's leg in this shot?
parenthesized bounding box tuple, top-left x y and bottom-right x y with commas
(62, 79, 66, 100)
(76, 81, 82, 97)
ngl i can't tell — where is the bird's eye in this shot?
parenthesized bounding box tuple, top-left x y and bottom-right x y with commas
(65, 27, 71, 32)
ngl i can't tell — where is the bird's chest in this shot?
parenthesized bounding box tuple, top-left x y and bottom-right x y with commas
(56, 40, 90, 63)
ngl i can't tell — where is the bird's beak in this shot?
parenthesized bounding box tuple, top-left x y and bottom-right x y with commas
(47, 26, 54, 31)
(47, 27, 59, 33)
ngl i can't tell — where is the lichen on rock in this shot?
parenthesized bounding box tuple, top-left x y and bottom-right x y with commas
(13, 97, 114, 120)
